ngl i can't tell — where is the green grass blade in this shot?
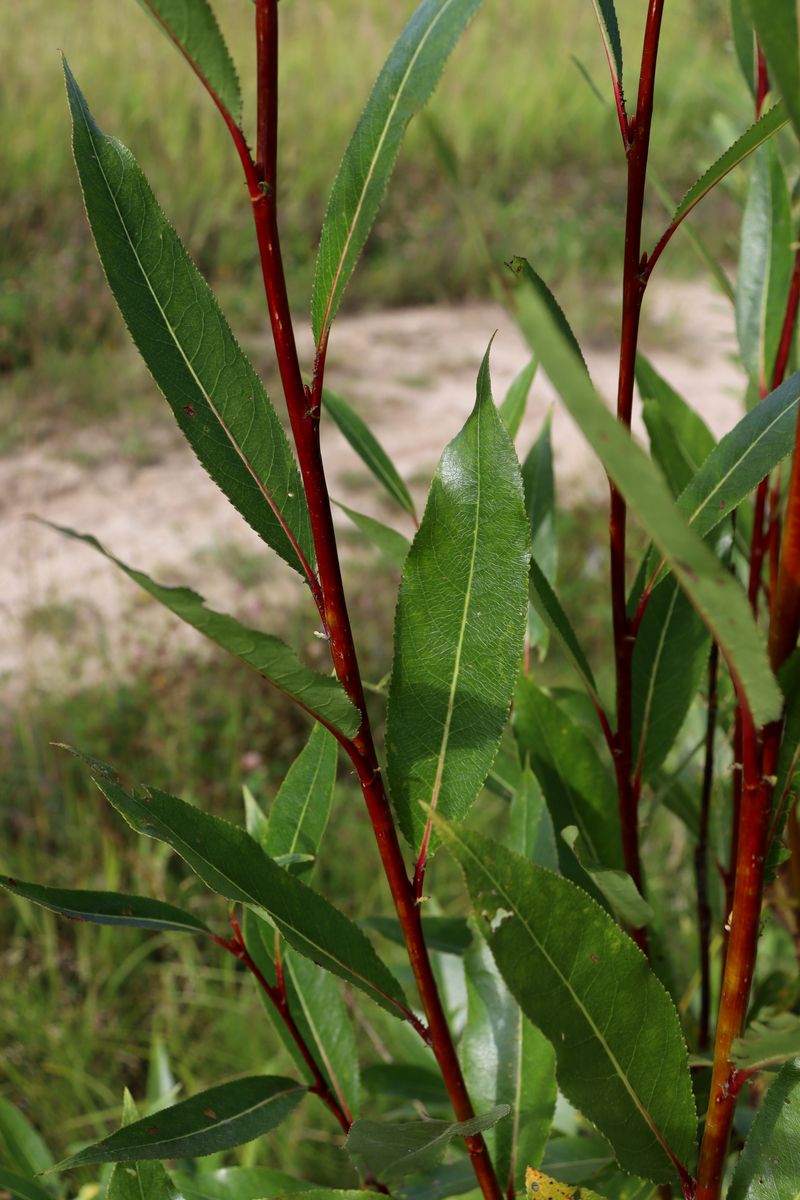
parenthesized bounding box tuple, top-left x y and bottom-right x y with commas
(53, 1077, 305, 1170)
(323, 389, 415, 516)
(677, 368, 800, 540)
(672, 102, 788, 223)
(437, 824, 697, 1183)
(311, 0, 483, 346)
(134, 0, 241, 120)
(43, 522, 359, 738)
(386, 347, 529, 850)
(0, 877, 211, 936)
(74, 755, 412, 1022)
(64, 62, 313, 577)
(511, 258, 782, 725)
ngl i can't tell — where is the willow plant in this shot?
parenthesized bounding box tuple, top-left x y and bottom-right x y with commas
(3, 2, 800, 1199)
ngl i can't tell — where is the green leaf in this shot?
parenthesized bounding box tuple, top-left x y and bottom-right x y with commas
(514, 677, 623, 875)
(147, 1035, 179, 1110)
(439, 825, 697, 1183)
(636, 356, 716, 496)
(631, 581, 710, 781)
(0, 875, 211, 936)
(677, 368, 800, 542)
(561, 828, 653, 928)
(53, 1077, 305, 1170)
(362, 915, 472, 957)
(506, 767, 560, 873)
(728, 1059, 800, 1200)
(323, 389, 416, 516)
(335, 501, 411, 568)
(730, 0, 756, 97)
(170, 1166, 311, 1199)
(500, 358, 538, 439)
(80, 757, 412, 1021)
(243, 784, 270, 847)
(540, 1135, 614, 1183)
(107, 1091, 179, 1200)
(461, 934, 556, 1192)
(0, 1170, 54, 1200)
(362, 1064, 449, 1108)
(312, 0, 483, 345)
(775, 653, 800, 809)
(134, 0, 241, 120)
(731, 1012, 800, 1071)
(283, 948, 361, 1118)
(395, 1160, 477, 1199)
(44, 524, 359, 739)
(736, 144, 794, 388)
(528, 559, 600, 705)
(264, 724, 338, 876)
(63, 63, 312, 577)
(746, 0, 800, 140)
(590, 0, 623, 85)
(386, 347, 529, 850)
(510, 256, 782, 725)
(672, 103, 788, 223)
(0, 1100, 53, 1177)
(345, 1105, 509, 1181)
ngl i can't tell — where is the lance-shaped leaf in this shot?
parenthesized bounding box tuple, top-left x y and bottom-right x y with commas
(523, 411, 558, 656)
(529, 559, 600, 706)
(335, 501, 411, 568)
(45, 524, 359, 739)
(80, 758, 412, 1021)
(0, 1100, 53, 1177)
(107, 1091, 179, 1200)
(461, 934, 556, 1192)
(362, 915, 472, 957)
(731, 1012, 800, 1071)
(637, 356, 716, 496)
(264, 724, 338, 875)
(0, 876, 211, 936)
(345, 1105, 509, 1181)
(0, 1170, 53, 1200)
(64, 63, 313, 577)
(561, 828, 653, 929)
(500, 358, 538, 439)
(631, 581, 710, 781)
(736, 144, 793, 388)
(730, 0, 757, 97)
(590, 0, 623, 90)
(362, 1063, 449, 1107)
(171, 1167, 311, 1199)
(514, 678, 622, 876)
(728, 1059, 800, 1200)
(324, 390, 415, 516)
(507, 767, 560, 873)
(312, 0, 483, 346)
(677, 368, 800, 541)
(53, 1077, 305, 1170)
(671, 103, 788, 225)
(134, 0, 241, 120)
(510, 256, 782, 725)
(386, 348, 529, 850)
(396, 1160, 477, 1199)
(439, 824, 697, 1183)
(746, 0, 800, 140)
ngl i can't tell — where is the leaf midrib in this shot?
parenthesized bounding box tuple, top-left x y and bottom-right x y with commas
(454, 829, 681, 1170)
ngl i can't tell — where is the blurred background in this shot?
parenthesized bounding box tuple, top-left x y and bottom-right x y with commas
(0, 0, 766, 1186)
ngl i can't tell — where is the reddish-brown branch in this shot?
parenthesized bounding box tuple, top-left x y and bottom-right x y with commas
(755, 44, 769, 119)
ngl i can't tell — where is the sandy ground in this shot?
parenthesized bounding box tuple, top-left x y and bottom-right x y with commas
(0, 279, 746, 693)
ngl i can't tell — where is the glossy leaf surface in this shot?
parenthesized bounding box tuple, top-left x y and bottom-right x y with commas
(561, 828, 653, 928)
(507, 767, 560, 873)
(0, 875, 211, 936)
(264, 724, 338, 875)
(728, 1059, 800, 1200)
(386, 348, 529, 849)
(46, 524, 359, 738)
(511, 256, 781, 724)
(440, 826, 697, 1182)
(324, 389, 415, 515)
(84, 761, 411, 1020)
(135, 0, 241, 119)
(312, 0, 482, 345)
(54, 1077, 305, 1169)
(345, 1104, 509, 1180)
(461, 934, 556, 1191)
(65, 63, 312, 575)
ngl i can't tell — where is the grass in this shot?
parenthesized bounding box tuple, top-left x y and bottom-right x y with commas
(1, 0, 750, 450)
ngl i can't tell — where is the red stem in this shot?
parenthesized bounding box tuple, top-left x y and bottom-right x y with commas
(755, 44, 769, 119)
